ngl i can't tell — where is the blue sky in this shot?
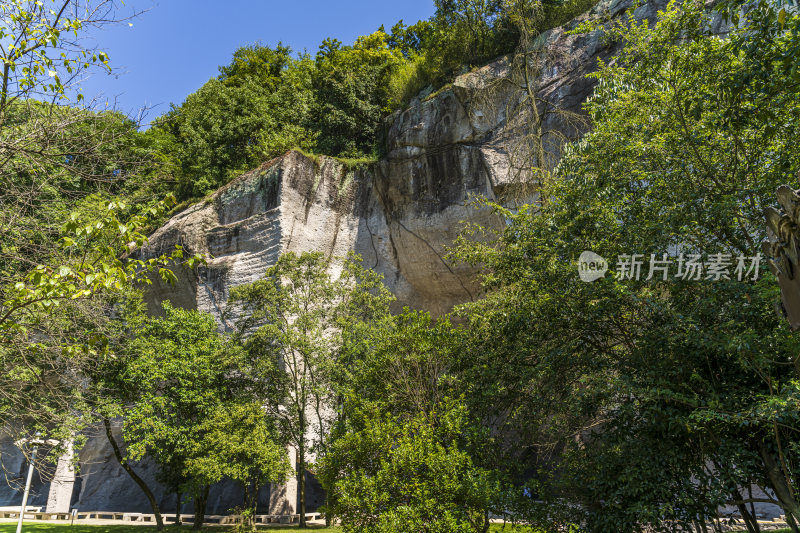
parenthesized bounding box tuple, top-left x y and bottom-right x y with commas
(78, 0, 436, 123)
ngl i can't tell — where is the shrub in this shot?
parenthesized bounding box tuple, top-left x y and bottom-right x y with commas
(320, 400, 501, 533)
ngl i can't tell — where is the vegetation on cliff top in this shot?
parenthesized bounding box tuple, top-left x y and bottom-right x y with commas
(152, 0, 597, 201)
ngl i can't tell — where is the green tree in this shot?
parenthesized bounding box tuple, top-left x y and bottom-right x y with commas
(420, 0, 516, 85)
(320, 399, 499, 533)
(157, 79, 273, 198)
(312, 31, 404, 157)
(218, 43, 293, 89)
(0, 1, 161, 283)
(334, 309, 460, 420)
(0, 0, 193, 460)
(101, 302, 287, 530)
(318, 306, 522, 531)
(1, 197, 190, 470)
(452, 1, 800, 530)
(0, 0, 119, 118)
(387, 20, 435, 58)
(187, 402, 292, 530)
(158, 44, 316, 200)
(229, 251, 393, 527)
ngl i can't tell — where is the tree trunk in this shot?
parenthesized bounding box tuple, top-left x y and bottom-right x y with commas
(298, 446, 306, 528)
(324, 491, 331, 527)
(175, 490, 182, 526)
(244, 477, 258, 531)
(481, 510, 490, 533)
(192, 485, 209, 530)
(0, 62, 10, 126)
(787, 512, 800, 533)
(732, 489, 761, 533)
(522, 58, 547, 184)
(757, 439, 800, 530)
(749, 485, 759, 532)
(735, 503, 761, 533)
(103, 418, 164, 530)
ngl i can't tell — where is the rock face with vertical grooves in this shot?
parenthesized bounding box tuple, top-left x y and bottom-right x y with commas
(140, 148, 500, 320)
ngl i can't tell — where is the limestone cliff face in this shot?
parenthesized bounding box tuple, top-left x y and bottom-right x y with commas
(3, 0, 710, 515)
(140, 148, 498, 319)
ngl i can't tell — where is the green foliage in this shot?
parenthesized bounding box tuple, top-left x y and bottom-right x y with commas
(0, 102, 175, 275)
(0, 197, 191, 439)
(425, 0, 510, 83)
(218, 43, 293, 89)
(384, 0, 591, 100)
(105, 302, 287, 508)
(386, 19, 435, 58)
(188, 402, 291, 528)
(229, 251, 394, 525)
(339, 309, 460, 418)
(320, 400, 499, 533)
(116, 303, 232, 459)
(4, 197, 187, 333)
(451, 0, 800, 529)
(317, 306, 527, 531)
(0, 0, 112, 109)
(312, 31, 405, 157)
(385, 54, 429, 111)
(156, 78, 273, 198)
(0, 0, 199, 472)
(156, 45, 317, 199)
(536, 0, 597, 30)
(188, 402, 290, 489)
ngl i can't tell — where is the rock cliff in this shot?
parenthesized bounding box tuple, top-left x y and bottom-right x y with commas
(137, 0, 649, 319)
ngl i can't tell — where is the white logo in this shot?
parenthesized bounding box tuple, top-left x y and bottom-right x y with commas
(577, 251, 762, 283)
(579, 251, 609, 282)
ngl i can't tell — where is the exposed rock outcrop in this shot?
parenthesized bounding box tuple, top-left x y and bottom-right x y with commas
(136, 0, 649, 320)
(140, 148, 498, 319)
